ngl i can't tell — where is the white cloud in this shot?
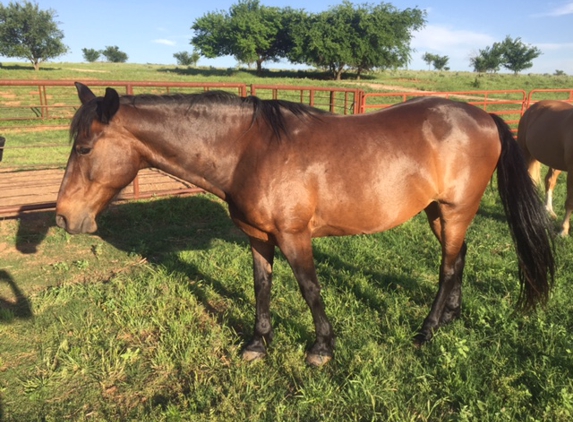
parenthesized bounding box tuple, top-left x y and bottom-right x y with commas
(547, 2, 573, 16)
(412, 25, 494, 53)
(153, 39, 176, 46)
(535, 42, 573, 51)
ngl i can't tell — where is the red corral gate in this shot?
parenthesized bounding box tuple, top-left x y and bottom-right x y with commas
(0, 80, 566, 218)
(360, 90, 528, 132)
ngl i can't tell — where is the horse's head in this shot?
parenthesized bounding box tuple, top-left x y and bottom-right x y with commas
(56, 83, 142, 234)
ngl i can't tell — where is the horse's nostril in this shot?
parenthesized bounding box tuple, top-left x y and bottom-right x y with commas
(55, 214, 67, 229)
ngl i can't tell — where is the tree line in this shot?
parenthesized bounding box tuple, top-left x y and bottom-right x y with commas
(422, 36, 542, 75)
(190, 0, 426, 80)
(0, 0, 543, 77)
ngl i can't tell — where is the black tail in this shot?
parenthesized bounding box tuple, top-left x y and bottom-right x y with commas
(491, 113, 555, 309)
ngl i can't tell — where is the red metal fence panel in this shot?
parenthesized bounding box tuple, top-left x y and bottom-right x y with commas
(526, 89, 573, 107)
(0, 80, 249, 131)
(250, 84, 362, 115)
(360, 90, 528, 131)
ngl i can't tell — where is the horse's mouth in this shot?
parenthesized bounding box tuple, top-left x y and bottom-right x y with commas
(55, 214, 98, 234)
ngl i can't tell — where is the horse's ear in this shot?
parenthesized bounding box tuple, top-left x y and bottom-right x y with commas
(99, 87, 120, 124)
(75, 82, 96, 104)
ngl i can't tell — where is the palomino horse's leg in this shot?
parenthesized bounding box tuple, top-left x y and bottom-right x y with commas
(276, 231, 334, 366)
(558, 171, 573, 236)
(242, 237, 275, 361)
(415, 203, 472, 345)
(544, 168, 561, 219)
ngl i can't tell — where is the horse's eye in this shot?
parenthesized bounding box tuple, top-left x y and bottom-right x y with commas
(76, 146, 92, 155)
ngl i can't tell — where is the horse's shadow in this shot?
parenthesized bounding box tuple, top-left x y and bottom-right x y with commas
(0, 270, 33, 320)
(9, 194, 429, 341)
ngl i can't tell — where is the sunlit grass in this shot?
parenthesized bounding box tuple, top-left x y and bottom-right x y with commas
(1, 183, 573, 420)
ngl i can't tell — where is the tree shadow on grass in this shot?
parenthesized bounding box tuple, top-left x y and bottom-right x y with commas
(156, 66, 380, 81)
(0, 64, 57, 71)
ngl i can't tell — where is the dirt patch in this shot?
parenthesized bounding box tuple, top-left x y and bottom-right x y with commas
(0, 241, 10, 255)
(70, 68, 110, 73)
(346, 82, 426, 93)
(0, 93, 17, 99)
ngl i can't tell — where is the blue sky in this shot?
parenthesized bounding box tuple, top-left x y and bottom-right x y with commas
(1, 0, 572, 74)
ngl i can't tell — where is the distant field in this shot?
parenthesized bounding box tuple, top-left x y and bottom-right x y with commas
(1, 62, 573, 421)
(1, 60, 572, 92)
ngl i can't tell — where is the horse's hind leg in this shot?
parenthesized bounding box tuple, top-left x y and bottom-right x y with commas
(242, 237, 275, 361)
(544, 168, 561, 219)
(415, 202, 472, 345)
(275, 231, 334, 366)
(558, 171, 573, 236)
(517, 132, 541, 185)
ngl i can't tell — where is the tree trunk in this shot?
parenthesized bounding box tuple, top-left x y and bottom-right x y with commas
(256, 59, 263, 76)
(334, 64, 345, 81)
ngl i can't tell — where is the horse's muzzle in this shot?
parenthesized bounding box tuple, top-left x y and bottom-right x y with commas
(55, 213, 97, 234)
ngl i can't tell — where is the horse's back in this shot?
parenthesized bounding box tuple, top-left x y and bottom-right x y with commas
(518, 100, 573, 170)
(237, 97, 502, 238)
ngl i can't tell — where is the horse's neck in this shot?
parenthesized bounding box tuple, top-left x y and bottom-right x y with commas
(130, 105, 251, 199)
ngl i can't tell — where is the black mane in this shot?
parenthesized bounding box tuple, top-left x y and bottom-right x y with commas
(70, 90, 329, 142)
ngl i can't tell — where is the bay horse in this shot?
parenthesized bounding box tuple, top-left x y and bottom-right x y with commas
(517, 100, 573, 236)
(56, 83, 554, 366)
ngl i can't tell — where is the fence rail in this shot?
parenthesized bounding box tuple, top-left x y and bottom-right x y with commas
(360, 90, 528, 130)
(1, 81, 571, 217)
(527, 88, 573, 105)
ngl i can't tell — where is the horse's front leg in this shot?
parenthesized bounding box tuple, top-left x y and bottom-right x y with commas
(242, 237, 275, 362)
(276, 231, 335, 366)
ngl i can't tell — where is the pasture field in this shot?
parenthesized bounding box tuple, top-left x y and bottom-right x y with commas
(1, 61, 573, 93)
(1, 63, 573, 420)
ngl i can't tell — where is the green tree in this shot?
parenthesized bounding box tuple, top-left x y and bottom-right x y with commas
(191, 0, 294, 75)
(101, 46, 128, 63)
(432, 55, 449, 71)
(173, 50, 200, 66)
(422, 52, 436, 70)
(289, 1, 425, 80)
(470, 44, 504, 73)
(0, 1, 68, 71)
(499, 35, 541, 75)
(81, 48, 100, 63)
(422, 52, 449, 71)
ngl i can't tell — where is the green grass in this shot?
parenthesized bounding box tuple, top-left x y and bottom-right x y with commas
(0, 130, 69, 169)
(1, 61, 572, 92)
(2, 62, 573, 420)
(2, 180, 573, 420)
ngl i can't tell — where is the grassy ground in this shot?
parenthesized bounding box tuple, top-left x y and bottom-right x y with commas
(1, 63, 573, 420)
(2, 181, 573, 421)
(1, 61, 572, 92)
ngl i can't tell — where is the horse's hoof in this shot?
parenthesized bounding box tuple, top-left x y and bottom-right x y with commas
(242, 349, 266, 362)
(306, 353, 332, 367)
(413, 332, 432, 347)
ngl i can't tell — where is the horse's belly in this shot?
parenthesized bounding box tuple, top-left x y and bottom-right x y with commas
(310, 191, 431, 238)
(527, 137, 568, 170)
